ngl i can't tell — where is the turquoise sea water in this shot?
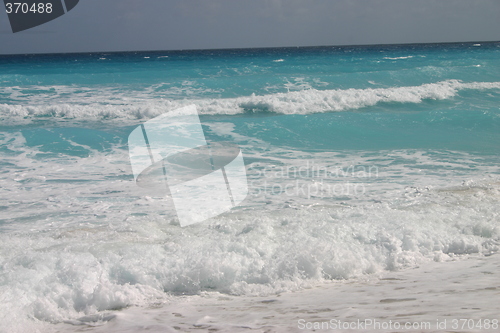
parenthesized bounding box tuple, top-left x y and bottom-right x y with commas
(1, 42, 500, 331)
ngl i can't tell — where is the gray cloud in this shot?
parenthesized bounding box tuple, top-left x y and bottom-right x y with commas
(0, 0, 499, 54)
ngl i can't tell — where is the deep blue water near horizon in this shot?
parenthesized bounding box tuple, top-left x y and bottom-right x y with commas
(1, 42, 500, 331)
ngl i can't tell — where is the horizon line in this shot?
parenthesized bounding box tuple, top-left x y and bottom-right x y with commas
(1, 39, 499, 57)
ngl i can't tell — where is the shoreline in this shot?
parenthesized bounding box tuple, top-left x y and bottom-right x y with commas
(54, 253, 500, 333)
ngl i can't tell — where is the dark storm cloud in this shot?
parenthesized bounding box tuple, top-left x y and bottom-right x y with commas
(0, 0, 499, 54)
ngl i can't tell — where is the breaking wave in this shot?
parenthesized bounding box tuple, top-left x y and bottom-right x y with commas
(1, 80, 500, 125)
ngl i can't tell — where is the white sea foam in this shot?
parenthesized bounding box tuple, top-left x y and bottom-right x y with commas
(1, 79, 500, 331)
(1, 128, 500, 332)
(383, 56, 414, 60)
(54, 253, 500, 332)
(1, 178, 499, 332)
(1, 80, 500, 125)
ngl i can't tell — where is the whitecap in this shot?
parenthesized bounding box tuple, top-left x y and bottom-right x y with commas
(383, 56, 414, 60)
(2, 80, 500, 125)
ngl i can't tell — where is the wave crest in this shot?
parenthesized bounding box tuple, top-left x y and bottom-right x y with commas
(1, 80, 500, 124)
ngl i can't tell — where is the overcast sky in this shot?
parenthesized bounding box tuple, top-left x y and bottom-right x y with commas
(1, 0, 499, 55)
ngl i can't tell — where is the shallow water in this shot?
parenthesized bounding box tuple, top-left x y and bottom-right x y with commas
(1, 42, 500, 331)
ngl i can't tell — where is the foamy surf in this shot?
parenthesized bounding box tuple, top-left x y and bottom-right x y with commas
(1, 145, 499, 332)
(1, 43, 500, 332)
(1, 80, 500, 125)
(53, 253, 500, 333)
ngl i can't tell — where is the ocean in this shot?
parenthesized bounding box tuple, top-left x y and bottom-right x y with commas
(1, 42, 500, 332)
